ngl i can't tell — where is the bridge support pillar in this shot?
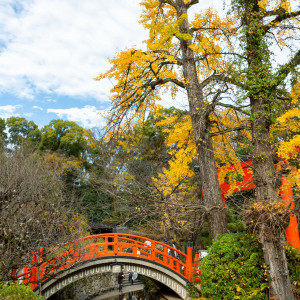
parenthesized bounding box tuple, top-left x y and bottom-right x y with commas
(186, 239, 193, 283)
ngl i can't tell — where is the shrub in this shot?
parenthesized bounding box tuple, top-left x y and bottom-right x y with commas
(0, 281, 43, 300)
(199, 232, 268, 299)
(286, 244, 300, 297)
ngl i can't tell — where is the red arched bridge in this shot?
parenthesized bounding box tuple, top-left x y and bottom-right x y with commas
(17, 234, 200, 299)
(16, 159, 300, 299)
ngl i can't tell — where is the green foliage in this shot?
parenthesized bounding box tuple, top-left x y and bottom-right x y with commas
(186, 281, 201, 298)
(227, 209, 247, 233)
(6, 117, 41, 145)
(79, 184, 114, 222)
(39, 119, 86, 157)
(285, 244, 300, 296)
(0, 118, 7, 150)
(200, 232, 268, 299)
(0, 281, 43, 300)
(123, 107, 180, 165)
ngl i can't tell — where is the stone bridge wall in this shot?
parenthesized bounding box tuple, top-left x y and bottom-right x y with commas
(37, 257, 189, 299)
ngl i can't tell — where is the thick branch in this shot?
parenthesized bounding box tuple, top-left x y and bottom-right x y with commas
(263, 10, 300, 32)
(199, 73, 219, 89)
(149, 77, 185, 89)
(153, 50, 183, 65)
(159, 0, 177, 9)
(199, 73, 246, 90)
(215, 102, 250, 116)
(194, 52, 247, 62)
(186, 0, 199, 8)
(275, 50, 300, 85)
(204, 90, 223, 119)
(210, 125, 249, 137)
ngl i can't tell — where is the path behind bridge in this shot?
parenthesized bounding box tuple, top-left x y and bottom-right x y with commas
(93, 272, 144, 300)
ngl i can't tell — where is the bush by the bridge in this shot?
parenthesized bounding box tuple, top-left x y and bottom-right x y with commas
(199, 232, 268, 299)
(285, 244, 300, 297)
(0, 281, 43, 300)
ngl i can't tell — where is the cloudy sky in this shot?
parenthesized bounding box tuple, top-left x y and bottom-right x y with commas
(0, 0, 223, 129)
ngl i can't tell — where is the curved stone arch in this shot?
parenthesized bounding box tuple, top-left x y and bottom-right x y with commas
(36, 256, 189, 299)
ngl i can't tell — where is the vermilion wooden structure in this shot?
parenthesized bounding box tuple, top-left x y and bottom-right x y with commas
(17, 233, 200, 290)
(17, 160, 299, 293)
(218, 159, 300, 248)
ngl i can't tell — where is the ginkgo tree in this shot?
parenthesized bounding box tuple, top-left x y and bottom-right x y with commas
(96, 0, 239, 240)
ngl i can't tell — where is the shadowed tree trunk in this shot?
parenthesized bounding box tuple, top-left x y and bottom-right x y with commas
(177, 0, 227, 239)
(251, 97, 293, 299)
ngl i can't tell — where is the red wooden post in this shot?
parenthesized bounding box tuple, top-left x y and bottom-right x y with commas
(114, 235, 118, 254)
(186, 239, 193, 283)
(163, 244, 168, 266)
(104, 236, 108, 252)
(280, 175, 300, 248)
(151, 241, 156, 260)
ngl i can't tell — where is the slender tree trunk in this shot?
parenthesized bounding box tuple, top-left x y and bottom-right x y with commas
(177, 0, 227, 240)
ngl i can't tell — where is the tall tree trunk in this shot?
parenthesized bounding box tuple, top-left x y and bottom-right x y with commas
(242, 0, 294, 296)
(177, 0, 227, 240)
(251, 97, 294, 299)
(259, 228, 293, 299)
(193, 121, 228, 240)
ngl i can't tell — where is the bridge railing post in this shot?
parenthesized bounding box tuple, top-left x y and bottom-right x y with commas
(150, 241, 156, 261)
(133, 242, 137, 255)
(114, 235, 118, 255)
(163, 243, 168, 266)
(186, 238, 193, 283)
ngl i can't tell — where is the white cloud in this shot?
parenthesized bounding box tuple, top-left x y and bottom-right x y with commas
(0, 0, 146, 100)
(0, 104, 22, 118)
(47, 105, 106, 128)
(23, 112, 32, 117)
(32, 105, 43, 110)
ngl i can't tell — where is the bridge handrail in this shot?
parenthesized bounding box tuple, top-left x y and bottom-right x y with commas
(37, 241, 186, 266)
(34, 243, 188, 277)
(16, 233, 194, 288)
(45, 233, 188, 259)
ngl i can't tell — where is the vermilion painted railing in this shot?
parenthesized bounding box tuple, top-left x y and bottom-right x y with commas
(17, 234, 200, 290)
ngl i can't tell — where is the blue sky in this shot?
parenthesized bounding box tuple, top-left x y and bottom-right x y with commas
(0, 0, 149, 129)
(0, 0, 225, 129)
